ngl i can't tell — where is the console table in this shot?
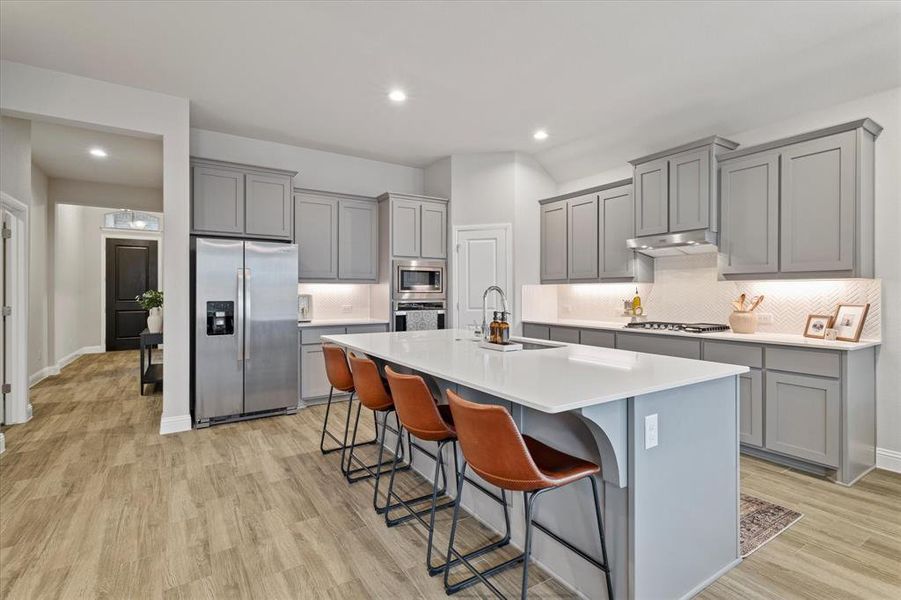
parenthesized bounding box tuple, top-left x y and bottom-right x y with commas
(139, 329, 163, 395)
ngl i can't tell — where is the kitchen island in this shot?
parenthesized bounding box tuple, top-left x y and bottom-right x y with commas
(323, 329, 748, 600)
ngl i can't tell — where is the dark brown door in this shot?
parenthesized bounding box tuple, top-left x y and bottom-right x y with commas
(106, 238, 158, 351)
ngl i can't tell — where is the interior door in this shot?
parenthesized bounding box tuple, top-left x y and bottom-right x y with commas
(244, 241, 299, 413)
(1, 211, 7, 426)
(105, 238, 158, 351)
(454, 225, 511, 330)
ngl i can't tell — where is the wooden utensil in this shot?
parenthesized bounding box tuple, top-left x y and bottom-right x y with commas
(738, 293, 747, 310)
(748, 295, 764, 312)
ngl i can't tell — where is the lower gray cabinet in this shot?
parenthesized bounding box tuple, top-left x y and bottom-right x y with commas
(616, 332, 701, 359)
(338, 199, 378, 280)
(765, 371, 839, 467)
(739, 369, 764, 448)
(580, 329, 615, 348)
(522, 323, 550, 340)
(549, 326, 580, 344)
(300, 343, 331, 400)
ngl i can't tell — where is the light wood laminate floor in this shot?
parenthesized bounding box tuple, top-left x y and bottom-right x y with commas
(1, 351, 899, 599)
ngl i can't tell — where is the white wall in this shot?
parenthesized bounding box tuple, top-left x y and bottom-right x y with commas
(49, 178, 162, 212)
(554, 86, 901, 457)
(0, 116, 31, 203)
(28, 163, 49, 379)
(423, 156, 452, 199)
(191, 128, 424, 197)
(1, 60, 191, 434)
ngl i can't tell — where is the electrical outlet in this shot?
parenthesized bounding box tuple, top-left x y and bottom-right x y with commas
(341, 304, 353, 313)
(644, 414, 658, 450)
(756, 312, 774, 325)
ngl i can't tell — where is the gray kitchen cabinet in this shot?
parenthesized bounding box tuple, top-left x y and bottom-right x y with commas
(338, 198, 378, 280)
(549, 326, 580, 344)
(633, 158, 669, 237)
(192, 165, 245, 235)
(717, 118, 881, 279)
(244, 172, 293, 239)
(719, 152, 779, 275)
(668, 148, 710, 232)
(420, 201, 448, 259)
(567, 194, 599, 280)
(522, 323, 550, 340)
(391, 198, 422, 258)
(780, 131, 855, 274)
(295, 193, 338, 280)
(300, 343, 332, 400)
(540, 200, 568, 283)
(579, 329, 616, 348)
(616, 332, 701, 359)
(599, 184, 636, 279)
(765, 371, 839, 467)
(739, 369, 764, 448)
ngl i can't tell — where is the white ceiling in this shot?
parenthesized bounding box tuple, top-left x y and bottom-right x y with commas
(30, 120, 163, 188)
(2, 1, 899, 183)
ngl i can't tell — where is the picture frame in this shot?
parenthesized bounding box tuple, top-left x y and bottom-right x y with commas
(832, 303, 870, 342)
(803, 314, 833, 339)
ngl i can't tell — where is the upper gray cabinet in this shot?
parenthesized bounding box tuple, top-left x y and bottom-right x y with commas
(629, 136, 738, 237)
(191, 158, 296, 240)
(719, 152, 779, 275)
(540, 200, 568, 283)
(338, 198, 378, 280)
(379, 193, 449, 260)
(539, 180, 650, 284)
(295, 192, 338, 280)
(295, 191, 379, 282)
(567, 194, 599, 280)
(719, 119, 881, 279)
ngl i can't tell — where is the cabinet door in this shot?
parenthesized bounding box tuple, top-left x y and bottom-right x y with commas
(295, 194, 338, 280)
(245, 173, 293, 238)
(420, 202, 447, 259)
(338, 199, 378, 280)
(668, 148, 710, 232)
(720, 153, 779, 274)
(739, 369, 763, 448)
(301, 343, 333, 400)
(765, 372, 839, 467)
(567, 194, 599, 280)
(599, 184, 635, 279)
(549, 327, 579, 344)
(192, 166, 245, 235)
(540, 200, 568, 282)
(615, 333, 701, 359)
(522, 323, 550, 340)
(392, 199, 422, 257)
(633, 158, 669, 236)
(580, 329, 616, 348)
(780, 131, 856, 273)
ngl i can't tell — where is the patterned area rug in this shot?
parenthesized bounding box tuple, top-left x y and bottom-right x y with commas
(740, 494, 803, 557)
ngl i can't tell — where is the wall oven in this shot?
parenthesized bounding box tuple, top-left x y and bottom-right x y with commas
(393, 259, 446, 300)
(394, 301, 446, 332)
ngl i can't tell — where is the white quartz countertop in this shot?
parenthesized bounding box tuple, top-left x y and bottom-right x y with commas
(298, 318, 389, 329)
(524, 318, 881, 351)
(322, 329, 747, 414)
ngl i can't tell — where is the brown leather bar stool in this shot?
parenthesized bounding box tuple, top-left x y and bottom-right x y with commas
(384, 367, 512, 577)
(445, 390, 614, 599)
(320, 344, 378, 464)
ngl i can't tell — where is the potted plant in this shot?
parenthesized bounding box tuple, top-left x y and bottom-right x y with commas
(136, 290, 164, 334)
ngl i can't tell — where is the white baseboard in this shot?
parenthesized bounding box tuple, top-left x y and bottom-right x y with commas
(30, 346, 105, 387)
(876, 447, 901, 474)
(159, 414, 192, 435)
(0, 432, 5, 454)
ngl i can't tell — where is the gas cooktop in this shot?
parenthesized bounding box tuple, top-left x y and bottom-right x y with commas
(624, 321, 730, 333)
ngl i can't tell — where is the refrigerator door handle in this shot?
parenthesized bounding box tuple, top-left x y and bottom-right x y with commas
(236, 267, 244, 364)
(244, 268, 252, 362)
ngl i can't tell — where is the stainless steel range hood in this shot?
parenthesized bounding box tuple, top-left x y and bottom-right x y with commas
(626, 229, 718, 257)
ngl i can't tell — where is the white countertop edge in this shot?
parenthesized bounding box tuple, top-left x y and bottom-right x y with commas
(523, 319, 881, 351)
(298, 318, 390, 328)
(322, 331, 748, 414)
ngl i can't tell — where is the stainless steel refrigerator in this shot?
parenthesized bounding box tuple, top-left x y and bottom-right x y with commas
(192, 237, 298, 427)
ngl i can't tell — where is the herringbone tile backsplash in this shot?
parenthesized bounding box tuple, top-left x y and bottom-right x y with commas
(524, 254, 882, 340)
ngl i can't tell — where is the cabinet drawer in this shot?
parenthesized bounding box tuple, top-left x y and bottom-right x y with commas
(346, 324, 388, 335)
(616, 332, 701, 359)
(300, 326, 347, 345)
(766, 346, 840, 378)
(580, 329, 616, 348)
(703, 341, 763, 368)
(549, 326, 580, 344)
(522, 323, 550, 340)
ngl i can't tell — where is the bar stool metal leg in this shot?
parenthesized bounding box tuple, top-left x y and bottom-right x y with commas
(342, 401, 407, 484)
(589, 475, 615, 600)
(383, 426, 452, 527)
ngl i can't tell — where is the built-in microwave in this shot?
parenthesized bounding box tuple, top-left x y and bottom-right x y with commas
(393, 259, 446, 300)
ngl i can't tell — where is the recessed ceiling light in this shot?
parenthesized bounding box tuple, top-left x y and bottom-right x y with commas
(388, 89, 407, 103)
(533, 129, 549, 141)
(89, 147, 108, 158)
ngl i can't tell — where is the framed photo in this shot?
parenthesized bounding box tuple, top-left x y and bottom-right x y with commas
(803, 314, 833, 339)
(832, 303, 870, 342)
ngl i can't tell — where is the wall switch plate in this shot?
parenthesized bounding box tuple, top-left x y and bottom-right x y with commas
(341, 305, 352, 313)
(756, 312, 774, 324)
(645, 413, 658, 449)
